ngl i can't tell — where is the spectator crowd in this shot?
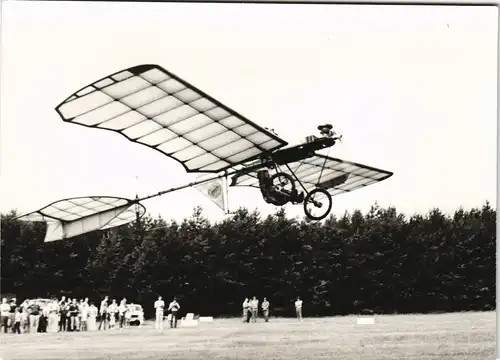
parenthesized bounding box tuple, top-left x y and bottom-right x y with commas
(1, 294, 304, 334)
(242, 296, 303, 323)
(0, 296, 137, 334)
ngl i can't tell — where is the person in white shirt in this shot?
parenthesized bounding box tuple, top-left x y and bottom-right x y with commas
(124, 304, 132, 328)
(76, 299, 84, 331)
(13, 308, 22, 334)
(242, 298, 249, 323)
(21, 306, 29, 333)
(87, 303, 98, 332)
(154, 296, 165, 331)
(47, 299, 59, 333)
(0, 298, 10, 333)
(118, 299, 127, 329)
(79, 300, 89, 331)
(250, 297, 259, 323)
(294, 297, 303, 323)
(107, 299, 119, 329)
(168, 298, 180, 328)
(261, 298, 270, 322)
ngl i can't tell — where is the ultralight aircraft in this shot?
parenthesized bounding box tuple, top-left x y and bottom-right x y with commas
(16, 64, 393, 242)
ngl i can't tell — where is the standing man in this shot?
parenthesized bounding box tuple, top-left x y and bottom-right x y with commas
(58, 296, 68, 332)
(245, 297, 252, 323)
(118, 298, 127, 329)
(108, 299, 118, 329)
(261, 297, 270, 322)
(295, 296, 303, 323)
(77, 299, 84, 331)
(124, 304, 132, 328)
(79, 299, 89, 332)
(154, 296, 165, 331)
(98, 296, 109, 331)
(168, 297, 180, 328)
(87, 302, 98, 332)
(0, 298, 10, 333)
(38, 302, 49, 332)
(12, 308, 22, 334)
(250, 296, 259, 323)
(21, 305, 29, 333)
(9, 298, 17, 332)
(28, 300, 41, 333)
(242, 298, 249, 322)
(68, 298, 79, 331)
(47, 299, 59, 333)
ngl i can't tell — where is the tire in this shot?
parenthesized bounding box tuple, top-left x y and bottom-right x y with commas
(303, 188, 332, 221)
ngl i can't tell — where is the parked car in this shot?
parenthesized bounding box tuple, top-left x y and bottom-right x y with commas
(126, 304, 144, 326)
(20, 298, 51, 308)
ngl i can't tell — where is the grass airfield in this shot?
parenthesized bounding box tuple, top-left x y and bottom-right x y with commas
(0, 311, 494, 360)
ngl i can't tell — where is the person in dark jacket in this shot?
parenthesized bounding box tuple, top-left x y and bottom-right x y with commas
(38, 305, 48, 333)
(168, 297, 180, 328)
(68, 299, 79, 331)
(28, 301, 41, 333)
(59, 296, 68, 332)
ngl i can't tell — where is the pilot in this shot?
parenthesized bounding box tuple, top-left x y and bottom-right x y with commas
(257, 170, 304, 205)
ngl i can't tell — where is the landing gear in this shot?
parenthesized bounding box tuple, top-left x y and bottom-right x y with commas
(303, 188, 332, 221)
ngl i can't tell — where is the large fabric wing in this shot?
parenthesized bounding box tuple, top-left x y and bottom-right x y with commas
(16, 196, 145, 242)
(231, 154, 393, 196)
(55, 64, 288, 173)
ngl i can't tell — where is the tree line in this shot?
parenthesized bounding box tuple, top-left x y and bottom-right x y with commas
(0, 202, 495, 318)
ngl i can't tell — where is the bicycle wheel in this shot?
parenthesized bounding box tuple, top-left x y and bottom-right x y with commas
(303, 188, 332, 221)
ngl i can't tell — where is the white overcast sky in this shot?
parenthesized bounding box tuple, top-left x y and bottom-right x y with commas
(0, 2, 497, 223)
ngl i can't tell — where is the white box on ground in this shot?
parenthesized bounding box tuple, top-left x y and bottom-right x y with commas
(356, 317, 375, 325)
(179, 319, 199, 327)
(185, 313, 195, 321)
(199, 316, 214, 323)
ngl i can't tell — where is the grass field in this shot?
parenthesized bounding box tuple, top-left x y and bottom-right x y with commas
(0, 311, 495, 360)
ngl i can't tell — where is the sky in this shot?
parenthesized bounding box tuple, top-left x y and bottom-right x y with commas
(0, 2, 497, 224)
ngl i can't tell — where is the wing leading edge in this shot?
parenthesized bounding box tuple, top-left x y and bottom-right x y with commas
(231, 153, 393, 196)
(55, 64, 288, 173)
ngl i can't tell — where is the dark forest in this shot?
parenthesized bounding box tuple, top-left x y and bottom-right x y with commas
(1, 202, 495, 318)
